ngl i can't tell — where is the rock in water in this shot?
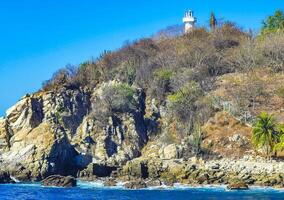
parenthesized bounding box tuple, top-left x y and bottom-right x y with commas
(42, 175, 77, 187)
(145, 179, 162, 187)
(227, 181, 249, 190)
(104, 178, 117, 186)
(124, 180, 147, 189)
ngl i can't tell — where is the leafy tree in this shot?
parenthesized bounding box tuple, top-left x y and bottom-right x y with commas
(210, 12, 217, 30)
(252, 112, 279, 157)
(262, 10, 284, 34)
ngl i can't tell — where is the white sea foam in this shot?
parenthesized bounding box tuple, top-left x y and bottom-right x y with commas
(77, 180, 124, 190)
(10, 176, 20, 183)
(8, 181, 284, 193)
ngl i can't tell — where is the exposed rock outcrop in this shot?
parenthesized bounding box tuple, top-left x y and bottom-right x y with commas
(124, 180, 147, 189)
(42, 175, 77, 187)
(0, 82, 149, 181)
(227, 181, 249, 190)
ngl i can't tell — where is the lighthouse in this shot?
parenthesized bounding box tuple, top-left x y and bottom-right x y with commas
(183, 10, 196, 33)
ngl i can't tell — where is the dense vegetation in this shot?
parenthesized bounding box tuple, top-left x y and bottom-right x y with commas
(42, 10, 284, 156)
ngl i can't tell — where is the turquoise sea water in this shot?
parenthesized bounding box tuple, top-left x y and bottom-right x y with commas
(1, 182, 284, 200)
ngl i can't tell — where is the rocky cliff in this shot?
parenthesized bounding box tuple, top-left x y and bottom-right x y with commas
(0, 81, 149, 181)
(2, 77, 284, 189)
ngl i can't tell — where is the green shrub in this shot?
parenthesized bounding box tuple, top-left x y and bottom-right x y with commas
(167, 81, 203, 124)
(101, 83, 137, 113)
(154, 69, 173, 81)
(150, 69, 174, 100)
(261, 10, 284, 35)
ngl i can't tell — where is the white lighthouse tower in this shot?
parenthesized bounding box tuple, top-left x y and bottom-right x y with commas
(183, 10, 196, 33)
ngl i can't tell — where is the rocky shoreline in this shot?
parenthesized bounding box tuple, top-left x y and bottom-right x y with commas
(1, 156, 284, 190)
(76, 156, 284, 190)
(1, 83, 284, 190)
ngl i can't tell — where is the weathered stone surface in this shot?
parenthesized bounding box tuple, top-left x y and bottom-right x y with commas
(120, 158, 149, 179)
(104, 178, 117, 186)
(227, 181, 249, 190)
(159, 144, 180, 159)
(145, 179, 162, 187)
(124, 180, 147, 189)
(42, 175, 77, 187)
(0, 83, 149, 181)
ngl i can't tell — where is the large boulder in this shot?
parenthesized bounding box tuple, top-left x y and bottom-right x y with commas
(145, 179, 162, 187)
(42, 175, 77, 187)
(227, 181, 249, 190)
(124, 180, 147, 189)
(159, 144, 180, 159)
(104, 178, 117, 186)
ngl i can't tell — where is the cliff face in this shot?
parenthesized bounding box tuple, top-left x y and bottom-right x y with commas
(0, 82, 149, 181)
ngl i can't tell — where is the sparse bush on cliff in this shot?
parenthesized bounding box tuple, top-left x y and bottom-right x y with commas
(260, 33, 284, 72)
(167, 81, 203, 126)
(100, 83, 137, 113)
(42, 65, 78, 91)
(150, 69, 174, 100)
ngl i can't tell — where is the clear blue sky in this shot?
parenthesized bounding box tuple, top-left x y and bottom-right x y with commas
(0, 0, 283, 116)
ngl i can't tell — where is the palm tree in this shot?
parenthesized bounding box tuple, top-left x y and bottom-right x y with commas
(252, 112, 279, 158)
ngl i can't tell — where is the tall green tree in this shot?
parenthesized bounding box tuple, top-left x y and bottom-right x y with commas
(252, 112, 280, 157)
(210, 12, 217, 30)
(262, 10, 284, 34)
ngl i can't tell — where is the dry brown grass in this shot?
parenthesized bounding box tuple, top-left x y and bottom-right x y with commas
(212, 68, 284, 122)
(203, 112, 252, 158)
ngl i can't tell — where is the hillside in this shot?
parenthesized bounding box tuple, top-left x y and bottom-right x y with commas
(1, 11, 284, 188)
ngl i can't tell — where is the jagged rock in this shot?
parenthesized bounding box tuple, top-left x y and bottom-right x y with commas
(147, 159, 163, 178)
(120, 158, 148, 179)
(124, 180, 147, 189)
(71, 82, 148, 166)
(145, 179, 162, 187)
(0, 119, 11, 152)
(0, 88, 89, 180)
(197, 173, 209, 184)
(42, 175, 77, 187)
(0, 83, 148, 181)
(227, 181, 249, 190)
(7, 163, 31, 181)
(159, 144, 180, 159)
(104, 178, 117, 186)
